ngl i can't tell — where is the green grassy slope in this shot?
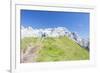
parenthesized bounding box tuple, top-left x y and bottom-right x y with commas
(21, 36, 89, 62)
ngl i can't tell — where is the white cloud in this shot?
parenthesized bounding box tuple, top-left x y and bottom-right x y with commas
(21, 26, 70, 38)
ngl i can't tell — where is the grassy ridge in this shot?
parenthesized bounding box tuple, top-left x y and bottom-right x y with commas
(21, 36, 89, 62)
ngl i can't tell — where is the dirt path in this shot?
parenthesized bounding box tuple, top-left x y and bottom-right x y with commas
(21, 43, 42, 63)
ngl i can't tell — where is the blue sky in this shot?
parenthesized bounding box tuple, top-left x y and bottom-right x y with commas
(21, 10, 90, 39)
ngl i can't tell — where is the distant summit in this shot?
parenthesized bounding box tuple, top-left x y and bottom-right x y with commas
(21, 26, 89, 50)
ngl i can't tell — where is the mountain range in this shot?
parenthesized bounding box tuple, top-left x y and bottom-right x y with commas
(21, 26, 89, 50)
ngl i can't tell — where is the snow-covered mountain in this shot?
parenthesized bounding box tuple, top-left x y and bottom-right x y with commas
(21, 26, 89, 50)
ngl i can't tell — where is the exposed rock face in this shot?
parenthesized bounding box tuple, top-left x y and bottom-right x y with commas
(21, 26, 89, 50)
